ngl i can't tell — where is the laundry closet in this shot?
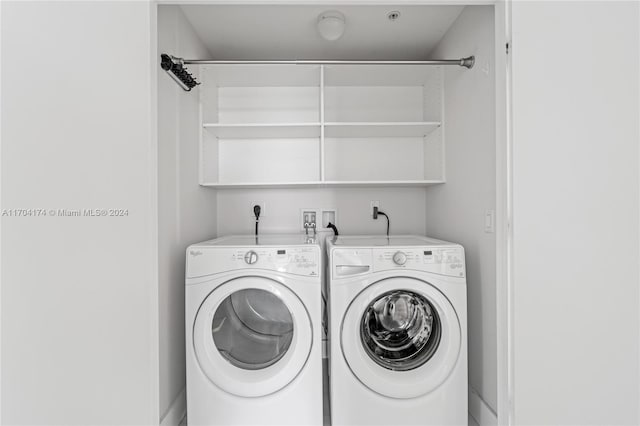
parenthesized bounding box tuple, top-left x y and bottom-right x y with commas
(157, 3, 502, 425)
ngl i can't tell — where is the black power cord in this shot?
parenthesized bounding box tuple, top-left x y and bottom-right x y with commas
(373, 206, 390, 236)
(253, 205, 261, 236)
(327, 222, 339, 236)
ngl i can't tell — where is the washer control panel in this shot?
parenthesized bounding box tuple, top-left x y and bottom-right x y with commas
(331, 246, 465, 279)
(373, 247, 465, 278)
(187, 246, 320, 278)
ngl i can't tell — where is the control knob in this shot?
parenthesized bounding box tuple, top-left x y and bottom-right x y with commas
(392, 251, 407, 265)
(244, 251, 259, 265)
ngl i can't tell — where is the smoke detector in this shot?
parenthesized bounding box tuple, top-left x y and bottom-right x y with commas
(317, 11, 346, 41)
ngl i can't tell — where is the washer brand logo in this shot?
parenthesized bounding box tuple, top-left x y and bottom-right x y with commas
(190, 250, 203, 257)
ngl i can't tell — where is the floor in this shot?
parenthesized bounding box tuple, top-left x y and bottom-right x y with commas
(323, 359, 331, 426)
(183, 415, 478, 425)
(183, 409, 479, 425)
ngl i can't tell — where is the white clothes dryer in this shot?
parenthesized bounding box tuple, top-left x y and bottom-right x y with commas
(326, 235, 467, 426)
(186, 235, 322, 426)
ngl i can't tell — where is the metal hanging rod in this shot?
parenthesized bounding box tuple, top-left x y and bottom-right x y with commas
(180, 56, 475, 68)
(160, 53, 474, 92)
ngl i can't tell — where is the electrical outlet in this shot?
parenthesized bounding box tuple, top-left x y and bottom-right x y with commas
(250, 202, 266, 217)
(370, 201, 380, 218)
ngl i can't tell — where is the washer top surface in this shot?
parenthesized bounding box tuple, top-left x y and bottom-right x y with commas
(194, 234, 320, 248)
(328, 235, 456, 248)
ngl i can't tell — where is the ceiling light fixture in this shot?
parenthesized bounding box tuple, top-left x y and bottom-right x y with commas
(317, 11, 346, 41)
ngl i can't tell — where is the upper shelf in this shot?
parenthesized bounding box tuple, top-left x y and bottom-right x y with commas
(203, 122, 440, 139)
(200, 180, 445, 189)
(199, 64, 445, 187)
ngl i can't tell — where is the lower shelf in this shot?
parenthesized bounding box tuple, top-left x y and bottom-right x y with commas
(200, 180, 445, 189)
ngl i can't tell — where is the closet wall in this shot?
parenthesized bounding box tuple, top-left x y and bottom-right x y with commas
(217, 188, 426, 236)
(511, 2, 640, 424)
(424, 6, 497, 415)
(157, 6, 217, 424)
(1, 2, 158, 424)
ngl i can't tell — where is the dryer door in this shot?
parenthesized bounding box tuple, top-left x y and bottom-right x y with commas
(193, 276, 312, 397)
(341, 277, 461, 399)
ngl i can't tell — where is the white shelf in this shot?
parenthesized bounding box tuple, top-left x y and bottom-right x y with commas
(321, 180, 445, 187)
(201, 180, 444, 188)
(199, 64, 445, 187)
(204, 122, 440, 139)
(324, 122, 440, 138)
(203, 123, 321, 139)
(200, 181, 323, 188)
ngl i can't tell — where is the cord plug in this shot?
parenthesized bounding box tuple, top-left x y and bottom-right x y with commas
(372, 206, 390, 236)
(327, 222, 339, 236)
(253, 205, 261, 236)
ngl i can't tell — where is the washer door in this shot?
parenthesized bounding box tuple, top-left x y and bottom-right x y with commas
(341, 277, 461, 399)
(193, 276, 312, 397)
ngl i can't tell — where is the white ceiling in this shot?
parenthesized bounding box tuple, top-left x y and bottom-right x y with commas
(179, 5, 465, 61)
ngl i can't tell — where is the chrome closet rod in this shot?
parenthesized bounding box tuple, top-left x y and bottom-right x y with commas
(178, 56, 475, 69)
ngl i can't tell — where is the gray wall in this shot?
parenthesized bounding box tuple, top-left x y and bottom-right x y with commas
(216, 187, 426, 236)
(157, 5, 218, 424)
(425, 6, 498, 414)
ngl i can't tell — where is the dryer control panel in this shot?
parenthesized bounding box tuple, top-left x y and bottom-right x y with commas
(187, 246, 320, 278)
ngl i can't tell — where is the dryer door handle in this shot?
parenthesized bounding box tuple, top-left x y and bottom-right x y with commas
(335, 265, 370, 276)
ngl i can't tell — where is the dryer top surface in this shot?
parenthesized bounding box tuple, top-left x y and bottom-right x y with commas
(194, 234, 320, 248)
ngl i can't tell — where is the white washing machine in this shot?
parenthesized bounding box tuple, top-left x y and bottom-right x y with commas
(185, 235, 323, 426)
(326, 235, 467, 426)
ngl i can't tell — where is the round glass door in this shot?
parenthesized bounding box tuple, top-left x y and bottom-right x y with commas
(361, 290, 441, 371)
(212, 289, 294, 370)
(341, 277, 461, 399)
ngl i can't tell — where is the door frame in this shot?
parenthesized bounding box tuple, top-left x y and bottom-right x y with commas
(151, 1, 513, 425)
